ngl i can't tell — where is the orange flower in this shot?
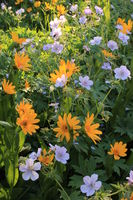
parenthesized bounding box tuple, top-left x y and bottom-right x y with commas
(45, 2, 52, 10)
(2, 79, 16, 95)
(84, 112, 102, 144)
(14, 52, 31, 71)
(25, 80, 30, 90)
(16, 101, 40, 135)
(108, 141, 127, 160)
(117, 18, 125, 25)
(50, 59, 79, 83)
(130, 192, 133, 200)
(16, 100, 33, 115)
(39, 149, 54, 166)
(121, 19, 133, 34)
(11, 32, 26, 45)
(15, 0, 23, 5)
(53, 113, 81, 142)
(102, 50, 115, 58)
(27, 7, 32, 13)
(57, 5, 66, 16)
(34, 1, 41, 8)
(52, 0, 58, 4)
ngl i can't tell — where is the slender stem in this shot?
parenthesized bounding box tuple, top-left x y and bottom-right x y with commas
(107, 189, 121, 197)
(54, 178, 71, 200)
(95, 87, 112, 119)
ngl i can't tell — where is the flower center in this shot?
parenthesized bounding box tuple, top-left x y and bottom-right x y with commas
(21, 120, 28, 127)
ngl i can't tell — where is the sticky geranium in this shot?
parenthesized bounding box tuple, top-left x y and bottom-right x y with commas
(80, 174, 102, 197)
(55, 145, 69, 164)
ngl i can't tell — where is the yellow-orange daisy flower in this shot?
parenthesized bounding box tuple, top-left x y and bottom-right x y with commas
(130, 192, 133, 200)
(57, 5, 66, 16)
(50, 59, 79, 83)
(121, 19, 133, 34)
(52, 0, 58, 5)
(108, 141, 127, 160)
(27, 7, 32, 13)
(25, 80, 30, 90)
(15, 0, 23, 5)
(39, 149, 54, 166)
(45, 2, 52, 10)
(11, 32, 26, 45)
(84, 112, 102, 144)
(16, 100, 33, 115)
(34, 1, 41, 8)
(53, 113, 81, 142)
(2, 79, 16, 95)
(102, 50, 115, 58)
(16, 110, 40, 135)
(117, 18, 125, 25)
(14, 52, 31, 71)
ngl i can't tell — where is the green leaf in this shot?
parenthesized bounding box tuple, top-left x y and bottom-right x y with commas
(0, 121, 12, 127)
(5, 158, 19, 187)
(69, 175, 83, 189)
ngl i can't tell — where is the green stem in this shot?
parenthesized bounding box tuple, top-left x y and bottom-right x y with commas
(54, 178, 71, 200)
(95, 87, 112, 119)
(107, 189, 122, 197)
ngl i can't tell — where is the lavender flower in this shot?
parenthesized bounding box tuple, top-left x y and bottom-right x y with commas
(116, 24, 123, 30)
(50, 27, 62, 40)
(84, 7, 92, 15)
(70, 4, 78, 12)
(43, 44, 52, 51)
(50, 18, 60, 29)
(89, 36, 102, 45)
(114, 65, 131, 80)
(16, 8, 25, 15)
(95, 6, 103, 15)
(1, 3, 6, 10)
(101, 62, 112, 70)
(55, 74, 67, 88)
(79, 76, 93, 90)
(29, 148, 42, 161)
(118, 32, 129, 45)
(107, 40, 118, 51)
(55, 145, 70, 164)
(51, 42, 63, 54)
(80, 174, 102, 197)
(19, 159, 41, 181)
(126, 170, 133, 185)
(79, 16, 87, 24)
(49, 102, 59, 112)
(83, 45, 90, 52)
(59, 15, 66, 24)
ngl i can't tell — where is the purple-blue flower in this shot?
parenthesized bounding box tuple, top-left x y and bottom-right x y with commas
(55, 74, 67, 88)
(79, 76, 93, 90)
(79, 16, 87, 24)
(55, 145, 70, 164)
(114, 65, 131, 80)
(126, 170, 133, 185)
(89, 36, 102, 45)
(43, 44, 52, 51)
(70, 4, 78, 12)
(95, 6, 103, 15)
(29, 148, 42, 161)
(107, 40, 118, 51)
(19, 159, 41, 181)
(51, 42, 63, 54)
(118, 32, 129, 45)
(80, 174, 102, 197)
(101, 62, 112, 70)
(84, 7, 92, 15)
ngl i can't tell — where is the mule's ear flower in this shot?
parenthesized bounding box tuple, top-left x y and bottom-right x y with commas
(11, 32, 26, 45)
(14, 52, 31, 71)
(34, 1, 41, 8)
(57, 5, 66, 16)
(2, 79, 16, 95)
(108, 141, 127, 160)
(84, 112, 102, 144)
